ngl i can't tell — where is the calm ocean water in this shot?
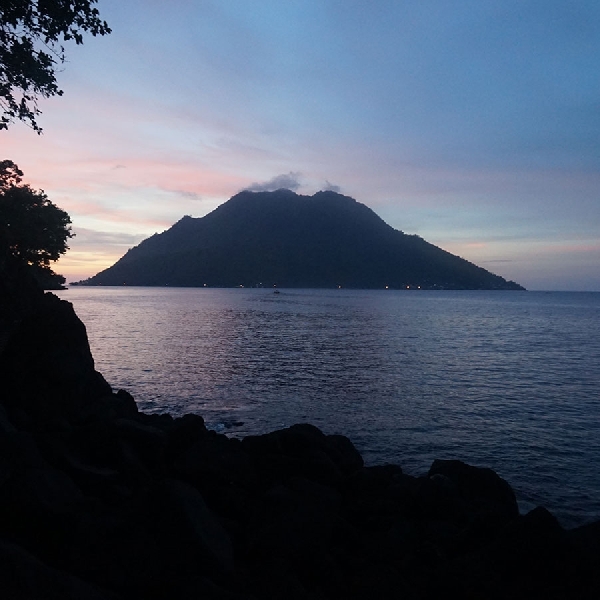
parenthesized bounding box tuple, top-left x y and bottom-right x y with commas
(57, 287, 600, 528)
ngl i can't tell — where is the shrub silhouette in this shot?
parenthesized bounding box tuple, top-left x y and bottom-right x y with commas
(0, 159, 72, 289)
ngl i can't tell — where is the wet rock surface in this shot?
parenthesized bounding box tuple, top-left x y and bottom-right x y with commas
(1, 291, 599, 598)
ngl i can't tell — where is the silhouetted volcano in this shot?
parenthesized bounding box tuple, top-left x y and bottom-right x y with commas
(80, 189, 524, 290)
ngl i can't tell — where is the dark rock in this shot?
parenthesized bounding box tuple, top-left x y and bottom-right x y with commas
(133, 411, 174, 431)
(250, 475, 345, 569)
(491, 506, 569, 573)
(242, 424, 361, 486)
(167, 413, 210, 461)
(428, 459, 519, 520)
(174, 433, 257, 490)
(0, 261, 44, 354)
(413, 473, 465, 522)
(0, 538, 120, 600)
(6, 467, 83, 516)
(68, 419, 121, 469)
(568, 519, 600, 596)
(343, 562, 407, 600)
(322, 434, 364, 475)
(346, 464, 404, 491)
(569, 518, 600, 553)
(288, 476, 342, 513)
(149, 478, 235, 578)
(0, 466, 83, 562)
(342, 465, 413, 527)
(61, 453, 126, 504)
(0, 293, 112, 425)
(246, 479, 338, 565)
(68, 498, 173, 597)
(245, 557, 312, 600)
(447, 506, 575, 599)
(0, 404, 16, 434)
(0, 429, 48, 474)
(107, 390, 139, 419)
(115, 417, 167, 473)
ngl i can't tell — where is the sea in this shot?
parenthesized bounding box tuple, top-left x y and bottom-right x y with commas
(56, 287, 600, 529)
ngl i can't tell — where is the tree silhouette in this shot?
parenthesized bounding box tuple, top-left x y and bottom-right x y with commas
(0, 0, 111, 132)
(0, 159, 72, 288)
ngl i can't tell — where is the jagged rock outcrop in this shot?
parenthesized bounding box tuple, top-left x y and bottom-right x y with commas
(1, 292, 112, 427)
(0, 261, 44, 353)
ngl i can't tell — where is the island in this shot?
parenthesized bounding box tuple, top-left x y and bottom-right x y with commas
(77, 190, 524, 291)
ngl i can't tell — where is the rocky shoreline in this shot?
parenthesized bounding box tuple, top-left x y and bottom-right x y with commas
(1, 284, 599, 599)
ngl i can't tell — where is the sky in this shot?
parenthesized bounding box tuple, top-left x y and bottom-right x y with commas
(4, 0, 600, 290)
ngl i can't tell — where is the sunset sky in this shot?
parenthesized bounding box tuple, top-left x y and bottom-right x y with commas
(4, 0, 600, 290)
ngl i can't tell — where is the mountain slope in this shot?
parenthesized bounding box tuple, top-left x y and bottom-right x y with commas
(80, 190, 524, 290)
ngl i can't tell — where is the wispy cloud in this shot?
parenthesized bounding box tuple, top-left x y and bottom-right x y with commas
(71, 228, 148, 248)
(243, 172, 302, 192)
(172, 189, 202, 200)
(323, 180, 341, 193)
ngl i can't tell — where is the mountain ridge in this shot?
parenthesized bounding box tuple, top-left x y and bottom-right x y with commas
(78, 189, 525, 290)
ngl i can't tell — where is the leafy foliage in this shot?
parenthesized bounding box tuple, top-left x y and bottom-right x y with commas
(30, 262, 66, 288)
(0, 0, 111, 132)
(0, 157, 23, 186)
(0, 159, 72, 287)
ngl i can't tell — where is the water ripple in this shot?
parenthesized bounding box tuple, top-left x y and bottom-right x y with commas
(58, 287, 600, 528)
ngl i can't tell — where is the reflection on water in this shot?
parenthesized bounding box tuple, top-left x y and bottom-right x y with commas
(58, 287, 600, 527)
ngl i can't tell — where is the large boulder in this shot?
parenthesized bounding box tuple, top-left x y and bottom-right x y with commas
(0, 292, 112, 426)
(242, 423, 364, 486)
(148, 478, 235, 578)
(0, 539, 120, 600)
(0, 262, 44, 354)
(428, 459, 519, 521)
